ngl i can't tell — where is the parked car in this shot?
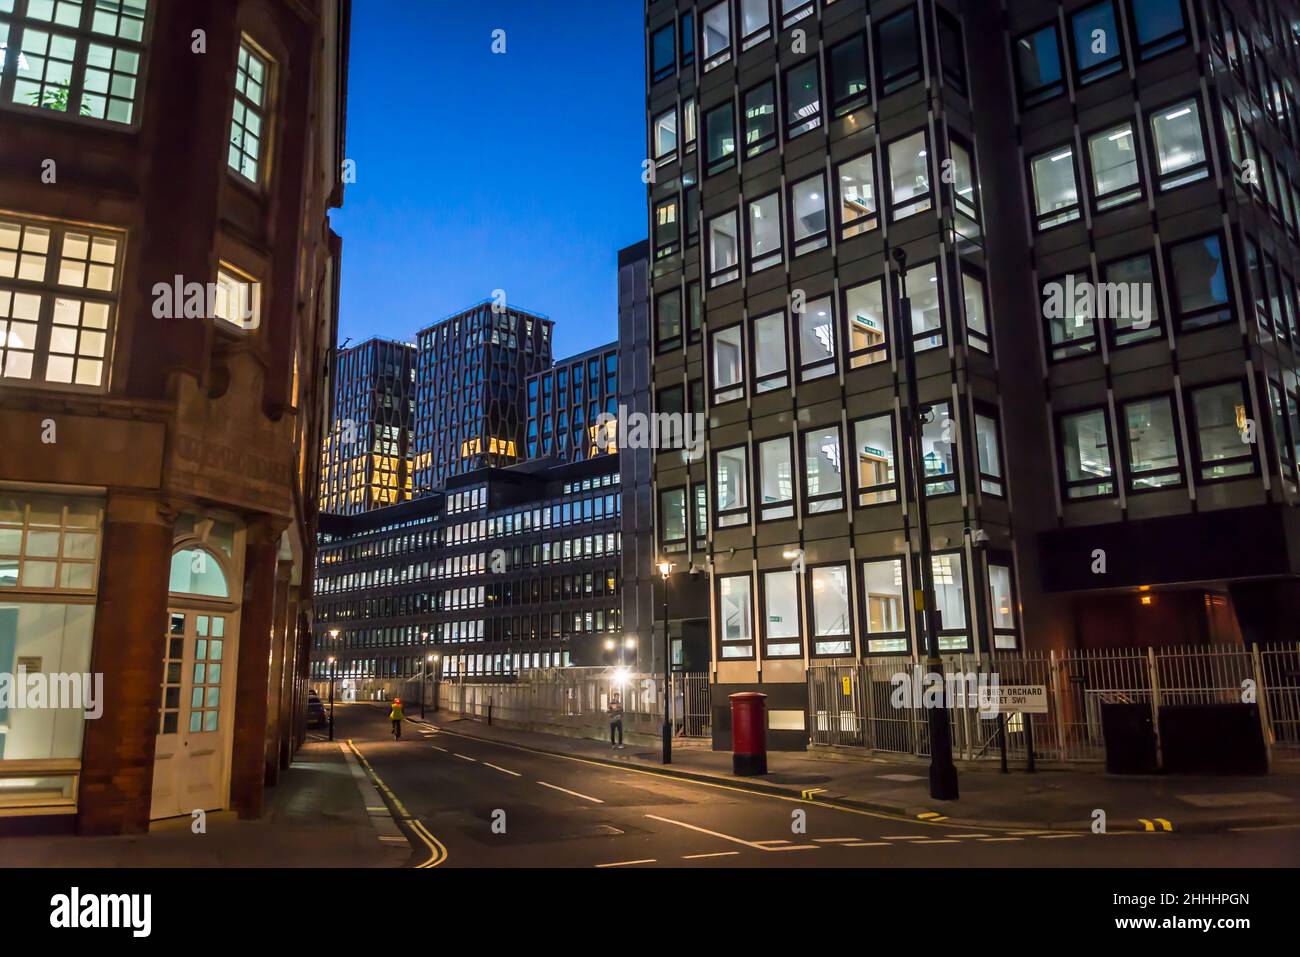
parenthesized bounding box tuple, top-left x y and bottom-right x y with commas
(306, 692, 327, 728)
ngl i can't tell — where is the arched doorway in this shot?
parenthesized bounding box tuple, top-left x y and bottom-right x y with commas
(149, 540, 242, 821)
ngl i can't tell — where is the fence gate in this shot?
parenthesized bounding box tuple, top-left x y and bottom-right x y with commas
(672, 672, 711, 738)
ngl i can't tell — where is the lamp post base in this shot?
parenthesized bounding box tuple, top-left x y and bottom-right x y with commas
(662, 720, 672, 765)
(926, 704, 960, 800)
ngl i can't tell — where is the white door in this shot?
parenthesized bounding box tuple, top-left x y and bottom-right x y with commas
(150, 608, 239, 820)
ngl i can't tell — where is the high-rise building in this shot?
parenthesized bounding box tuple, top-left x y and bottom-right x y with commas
(0, 0, 350, 830)
(319, 338, 417, 515)
(525, 342, 620, 463)
(645, 0, 1300, 747)
(413, 301, 553, 495)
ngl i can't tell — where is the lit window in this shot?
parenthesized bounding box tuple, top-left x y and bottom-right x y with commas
(3, 0, 148, 125)
(1087, 122, 1141, 210)
(803, 425, 844, 513)
(1268, 379, 1295, 478)
(904, 260, 943, 352)
(229, 39, 271, 185)
(742, 80, 776, 158)
(655, 287, 682, 351)
(974, 409, 1004, 495)
(809, 565, 851, 656)
(861, 558, 907, 653)
(711, 324, 743, 403)
(780, 0, 814, 29)
(707, 209, 739, 287)
(653, 107, 677, 163)
(215, 264, 260, 331)
(1043, 271, 1098, 361)
(0, 213, 119, 389)
(921, 399, 956, 495)
(1070, 1, 1124, 85)
(762, 569, 800, 657)
(948, 137, 979, 223)
(962, 268, 990, 353)
(1014, 23, 1065, 107)
(836, 151, 877, 239)
(988, 564, 1017, 649)
(887, 130, 932, 221)
(1102, 253, 1163, 347)
(718, 573, 752, 658)
(789, 172, 827, 255)
(1187, 381, 1255, 481)
(683, 97, 696, 152)
(752, 311, 787, 393)
(714, 446, 748, 527)
(659, 487, 686, 545)
(797, 295, 835, 380)
(739, 0, 771, 49)
(854, 414, 897, 507)
(747, 192, 782, 273)
(1030, 144, 1081, 230)
(654, 196, 679, 259)
(758, 436, 794, 520)
(931, 552, 969, 651)
(844, 278, 887, 368)
(1122, 395, 1184, 490)
(701, 1, 731, 71)
(1150, 99, 1208, 189)
(784, 57, 821, 138)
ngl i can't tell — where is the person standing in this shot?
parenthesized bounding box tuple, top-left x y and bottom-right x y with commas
(608, 692, 624, 749)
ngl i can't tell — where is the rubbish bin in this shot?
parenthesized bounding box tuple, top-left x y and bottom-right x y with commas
(729, 692, 768, 775)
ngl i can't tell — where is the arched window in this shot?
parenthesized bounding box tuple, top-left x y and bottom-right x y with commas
(169, 547, 230, 598)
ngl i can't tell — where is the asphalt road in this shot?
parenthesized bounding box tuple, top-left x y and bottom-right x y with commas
(332, 704, 1300, 868)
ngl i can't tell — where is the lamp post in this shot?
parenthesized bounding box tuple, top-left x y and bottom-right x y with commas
(421, 632, 429, 719)
(658, 560, 673, 764)
(431, 653, 442, 712)
(892, 248, 959, 801)
(327, 653, 337, 743)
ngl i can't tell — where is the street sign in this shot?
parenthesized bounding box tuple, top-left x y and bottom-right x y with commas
(979, 684, 1049, 714)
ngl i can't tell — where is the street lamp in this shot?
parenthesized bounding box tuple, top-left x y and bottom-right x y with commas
(423, 653, 434, 720)
(892, 248, 959, 801)
(623, 634, 636, 669)
(431, 653, 441, 713)
(327, 650, 337, 743)
(658, 560, 673, 765)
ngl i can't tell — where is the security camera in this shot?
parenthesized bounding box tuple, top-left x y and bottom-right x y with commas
(968, 527, 990, 548)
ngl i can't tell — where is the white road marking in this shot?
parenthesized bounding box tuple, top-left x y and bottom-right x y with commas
(913, 839, 961, 844)
(645, 814, 817, 851)
(596, 859, 655, 868)
(484, 762, 521, 777)
(1229, 823, 1300, 833)
(430, 745, 448, 752)
(683, 851, 741, 860)
(880, 835, 930, 840)
(978, 837, 1023, 842)
(813, 837, 862, 843)
(1038, 833, 1083, 839)
(947, 833, 990, 838)
(845, 842, 890, 847)
(753, 839, 791, 846)
(454, 753, 477, 762)
(538, 781, 604, 804)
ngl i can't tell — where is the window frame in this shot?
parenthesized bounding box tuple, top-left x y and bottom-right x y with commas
(1125, 0, 1189, 61)
(1119, 391, 1187, 493)
(1012, 21, 1066, 108)
(741, 78, 777, 159)
(885, 126, 933, 223)
(794, 294, 837, 382)
(706, 206, 740, 287)
(756, 433, 796, 523)
(1148, 95, 1210, 191)
(738, 0, 772, 51)
(800, 422, 845, 515)
(703, 99, 737, 177)
(827, 30, 870, 117)
(227, 35, 275, 190)
(745, 189, 783, 275)
(961, 265, 991, 354)
(806, 562, 854, 658)
(658, 485, 688, 551)
(700, 1, 733, 73)
(788, 170, 829, 257)
(709, 321, 745, 405)
(750, 309, 789, 394)
(1166, 230, 1233, 332)
(1100, 251, 1165, 350)
(1083, 119, 1144, 212)
(653, 194, 680, 261)
(852, 411, 899, 508)
(654, 285, 683, 353)
(783, 55, 822, 140)
(1028, 142, 1083, 231)
(1069, 0, 1126, 86)
(859, 555, 910, 655)
(973, 403, 1006, 497)
(873, 5, 922, 96)
(759, 567, 802, 659)
(651, 21, 676, 83)
(835, 149, 878, 240)
(1184, 378, 1258, 484)
(716, 571, 755, 661)
(712, 443, 751, 528)
(843, 276, 889, 369)
(928, 548, 972, 652)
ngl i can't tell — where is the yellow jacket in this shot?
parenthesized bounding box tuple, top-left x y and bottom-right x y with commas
(389, 703, 404, 721)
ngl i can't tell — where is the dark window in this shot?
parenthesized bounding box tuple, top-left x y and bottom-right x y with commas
(684, 184, 699, 246)
(875, 7, 922, 96)
(688, 280, 702, 342)
(1057, 407, 1115, 499)
(651, 23, 676, 83)
(936, 8, 967, 93)
(704, 100, 737, 176)
(784, 57, 822, 139)
(1014, 24, 1066, 107)
(1186, 381, 1256, 481)
(680, 12, 695, 65)
(1102, 253, 1164, 348)
(1130, 0, 1188, 59)
(828, 33, 869, 117)
(742, 80, 777, 158)
(1071, 1, 1125, 84)
(655, 287, 682, 352)
(1168, 233, 1232, 330)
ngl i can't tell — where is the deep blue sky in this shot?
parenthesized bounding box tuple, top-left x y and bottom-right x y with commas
(332, 1, 647, 360)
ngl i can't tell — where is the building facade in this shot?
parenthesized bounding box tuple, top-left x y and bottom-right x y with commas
(0, 0, 350, 831)
(645, 0, 1300, 747)
(525, 342, 620, 463)
(412, 302, 553, 496)
(319, 337, 416, 515)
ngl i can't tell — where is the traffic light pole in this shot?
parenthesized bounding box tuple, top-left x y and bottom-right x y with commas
(893, 248, 959, 801)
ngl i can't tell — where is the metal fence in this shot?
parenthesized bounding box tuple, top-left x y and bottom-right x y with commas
(434, 668, 712, 742)
(809, 643, 1300, 766)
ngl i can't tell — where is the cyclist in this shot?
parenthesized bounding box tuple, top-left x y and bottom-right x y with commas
(389, 697, 405, 739)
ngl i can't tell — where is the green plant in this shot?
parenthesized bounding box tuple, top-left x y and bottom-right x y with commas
(30, 86, 91, 116)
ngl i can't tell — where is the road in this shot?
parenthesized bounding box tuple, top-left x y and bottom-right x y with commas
(330, 703, 1300, 868)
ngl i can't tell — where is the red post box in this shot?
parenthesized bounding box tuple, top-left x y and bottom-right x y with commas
(729, 692, 768, 775)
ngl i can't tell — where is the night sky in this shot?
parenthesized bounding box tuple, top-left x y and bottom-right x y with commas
(331, 0, 647, 360)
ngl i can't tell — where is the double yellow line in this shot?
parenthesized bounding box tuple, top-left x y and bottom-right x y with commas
(347, 739, 448, 868)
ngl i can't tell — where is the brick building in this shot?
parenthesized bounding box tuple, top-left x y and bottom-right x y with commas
(0, 0, 350, 833)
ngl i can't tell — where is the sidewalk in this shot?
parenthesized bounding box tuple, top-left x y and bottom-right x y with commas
(0, 739, 408, 868)
(415, 711, 1300, 834)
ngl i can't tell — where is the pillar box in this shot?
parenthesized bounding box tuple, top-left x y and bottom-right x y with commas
(729, 692, 768, 775)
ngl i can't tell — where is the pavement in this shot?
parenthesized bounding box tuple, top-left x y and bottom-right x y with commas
(0, 735, 412, 868)
(412, 705, 1300, 836)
